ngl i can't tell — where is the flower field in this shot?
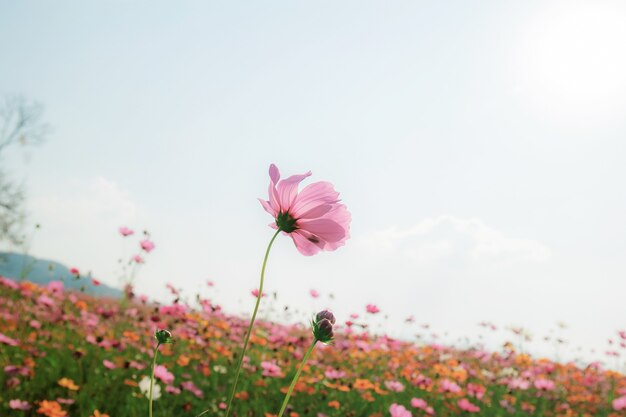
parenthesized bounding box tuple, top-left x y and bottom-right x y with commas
(1, 276, 625, 417)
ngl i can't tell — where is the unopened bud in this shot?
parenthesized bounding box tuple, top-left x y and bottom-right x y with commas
(155, 329, 173, 345)
(315, 310, 336, 325)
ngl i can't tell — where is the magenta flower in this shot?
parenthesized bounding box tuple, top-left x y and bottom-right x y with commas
(119, 226, 134, 236)
(140, 239, 155, 253)
(259, 163, 351, 256)
(9, 399, 31, 411)
(389, 403, 412, 417)
(534, 378, 555, 391)
(154, 365, 175, 384)
(385, 380, 405, 392)
(251, 288, 267, 298)
(458, 398, 480, 413)
(260, 361, 283, 378)
(614, 395, 626, 411)
(310, 289, 320, 298)
(103, 360, 116, 369)
(366, 304, 380, 314)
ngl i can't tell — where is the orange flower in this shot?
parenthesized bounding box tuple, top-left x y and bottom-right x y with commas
(58, 378, 79, 391)
(37, 400, 67, 417)
(177, 354, 190, 366)
(328, 400, 340, 409)
(90, 411, 110, 417)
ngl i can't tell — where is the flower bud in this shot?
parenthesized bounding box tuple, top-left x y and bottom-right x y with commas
(155, 329, 173, 345)
(312, 317, 334, 344)
(315, 310, 336, 325)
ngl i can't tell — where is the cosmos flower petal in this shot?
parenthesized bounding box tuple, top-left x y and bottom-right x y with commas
(291, 181, 340, 216)
(290, 230, 324, 256)
(269, 163, 280, 184)
(276, 172, 312, 212)
(258, 198, 277, 217)
(297, 218, 346, 243)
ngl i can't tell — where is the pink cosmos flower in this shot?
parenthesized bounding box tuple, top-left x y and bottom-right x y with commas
(310, 289, 320, 298)
(103, 360, 116, 369)
(166, 385, 181, 395)
(9, 399, 31, 410)
(366, 304, 380, 314)
(181, 380, 204, 398)
(259, 163, 351, 256)
(385, 380, 405, 392)
(410, 398, 428, 410)
(439, 379, 462, 394)
(154, 365, 174, 384)
(260, 361, 283, 378)
(119, 226, 134, 236)
(133, 254, 144, 263)
(69, 267, 80, 275)
(251, 288, 267, 298)
(36, 295, 55, 307)
(534, 378, 555, 391)
(140, 239, 155, 253)
(92, 279, 101, 286)
(614, 395, 626, 411)
(324, 369, 346, 379)
(458, 398, 480, 413)
(389, 403, 412, 417)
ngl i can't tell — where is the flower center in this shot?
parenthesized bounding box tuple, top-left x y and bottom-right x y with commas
(275, 211, 298, 233)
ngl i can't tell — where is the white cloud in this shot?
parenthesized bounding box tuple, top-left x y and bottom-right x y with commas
(29, 176, 137, 226)
(22, 177, 140, 286)
(358, 215, 551, 266)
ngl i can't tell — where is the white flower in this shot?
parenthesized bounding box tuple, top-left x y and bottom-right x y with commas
(213, 365, 227, 374)
(139, 376, 161, 400)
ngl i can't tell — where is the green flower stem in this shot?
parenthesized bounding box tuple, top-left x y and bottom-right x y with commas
(277, 338, 318, 417)
(224, 229, 281, 417)
(149, 343, 161, 417)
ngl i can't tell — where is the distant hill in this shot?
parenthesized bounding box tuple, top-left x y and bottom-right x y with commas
(0, 252, 122, 298)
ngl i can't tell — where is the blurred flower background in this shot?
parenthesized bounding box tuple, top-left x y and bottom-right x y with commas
(1, 0, 626, 369)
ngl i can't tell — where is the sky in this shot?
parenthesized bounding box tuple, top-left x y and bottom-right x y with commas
(1, 1, 625, 366)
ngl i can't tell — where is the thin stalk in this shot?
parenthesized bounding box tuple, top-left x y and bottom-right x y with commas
(223, 229, 281, 417)
(277, 339, 317, 417)
(149, 343, 161, 417)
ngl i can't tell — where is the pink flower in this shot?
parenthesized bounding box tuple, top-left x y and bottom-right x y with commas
(132, 254, 144, 263)
(92, 279, 101, 286)
(439, 379, 461, 394)
(119, 226, 134, 236)
(366, 304, 380, 314)
(389, 403, 412, 417)
(9, 399, 31, 410)
(0, 333, 19, 347)
(166, 385, 181, 394)
(534, 378, 555, 391)
(458, 398, 480, 413)
(259, 163, 351, 256)
(410, 398, 431, 411)
(103, 360, 116, 369)
(181, 380, 203, 398)
(613, 395, 626, 411)
(46, 281, 64, 294)
(251, 288, 267, 298)
(29, 320, 41, 329)
(69, 267, 80, 275)
(140, 239, 155, 253)
(207, 280, 215, 287)
(324, 369, 346, 379)
(218, 402, 227, 410)
(36, 295, 55, 307)
(310, 289, 320, 298)
(261, 361, 283, 377)
(385, 380, 405, 392)
(154, 365, 174, 384)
